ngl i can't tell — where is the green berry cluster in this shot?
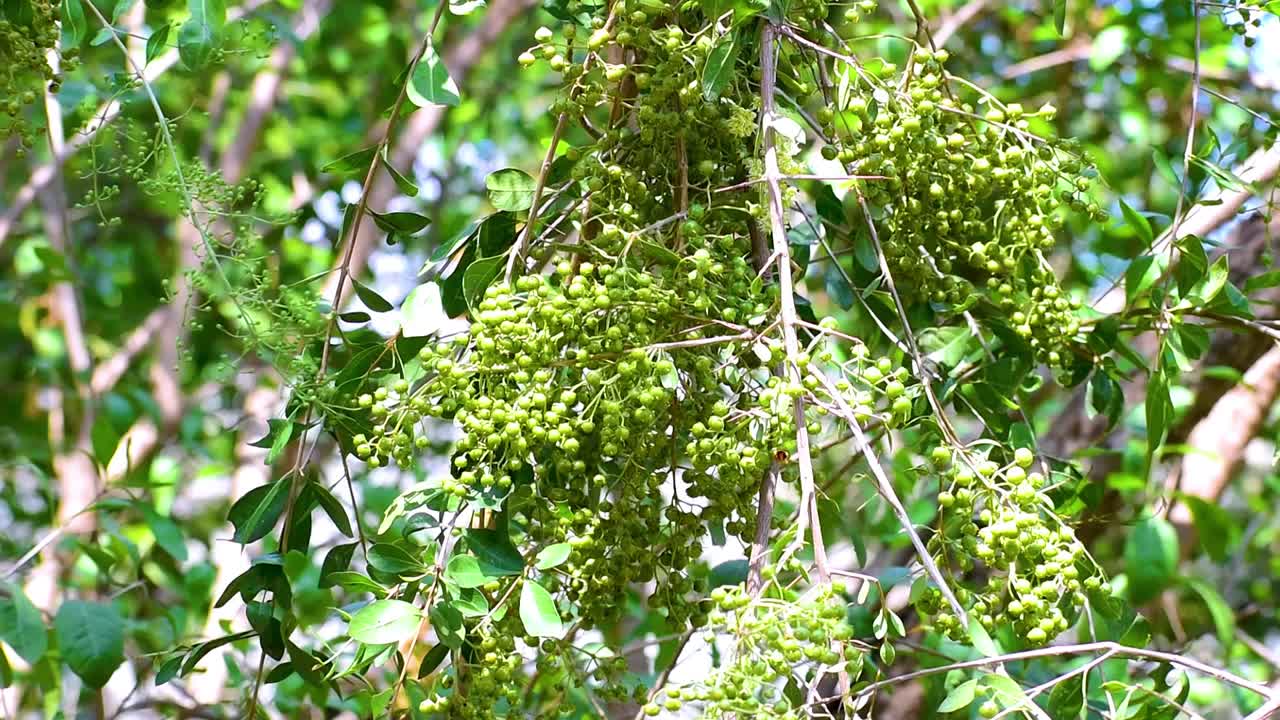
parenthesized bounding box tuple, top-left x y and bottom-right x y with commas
(355, 259, 797, 627)
(816, 49, 1093, 365)
(0, 0, 75, 150)
(641, 583, 859, 719)
(920, 445, 1102, 645)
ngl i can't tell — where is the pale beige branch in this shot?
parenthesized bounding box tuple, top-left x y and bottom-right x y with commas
(1168, 344, 1280, 535)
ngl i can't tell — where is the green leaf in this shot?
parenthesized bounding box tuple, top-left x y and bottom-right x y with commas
(418, 643, 450, 678)
(380, 150, 419, 197)
(430, 220, 478, 263)
(452, 587, 489, 617)
(1119, 199, 1154, 246)
(1047, 673, 1084, 718)
(701, 31, 740, 101)
(155, 654, 182, 685)
(367, 543, 427, 577)
(369, 210, 431, 235)
(825, 265, 855, 310)
(319, 543, 357, 588)
(143, 507, 188, 562)
(966, 616, 1000, 657)
(462, 256, 505, 314)
(519, 580, 563, 638)
(429, 601, 465, 649)
(1244, 270, 1280, 293)
(349, 600, 421, 645)
(1125, 254, 1165, 306)
(324, 571, 387, 597)
(485, 168, 537, 212)
(309, 481, 354, 537)
(466, 527, 524, 576)
(1174, 235, 1208, 295)
(1190, 256, 1229, 305)
(938, 678, 978, 713)
(180, 631, 254, 676)
(54, 601, 124, 688)
(178, 0, 225, 69)
(444, 555, 489, 589)
(1184, 577, 1234, 650)
(406, 43, 460, 108)
(1146, 368, 1172, 454)
(339, 311, 371, 323)
(228, 481, 289, 545)
(352, 278, 394, 313)
(247, 601, 284, 659)
(921, 327, 973, 368)
(1125, 516, 1179, 604)
(322, 146, 377, 178)
(0, 585, 48, 664)
(708, 559, 749, 587)
(1053, 0, 1067, 35)
(146, 23, 171, 64)
(1182, 496, 1238, 562)
(61, 0, 86, 46)
(535, 543, 572, 570)
(111, 0, 137, 22)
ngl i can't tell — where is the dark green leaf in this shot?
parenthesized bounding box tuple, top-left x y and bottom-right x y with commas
(1053, 0, 1067, 35)
(310, 481, 353, 537)
(1174, 235, 1208, 295)
(1125, 254, 1165, 306)
(367, 543, 427, 577)
(701, 31, 739, 101)
(485, 168, 536, 212)
(1184, 577, 1234, 650)
(1047, 673, 1084, 718)
(0, 585, 48, 664)
(61, 0, 86, 46)
(429, 601, 465, 649)
(143, 507, 188, 562)
(324, 571, 387, 597)
(1119, 199, 1153, 246)
(466, 528, 524, 576)
(322, 146, 377, 178)
(228, 481, 289, 545)
(1182, 496, 1238, 562)
(380, 150, 419, 197)
(146, 23, 171, 65)
(54, 601, 125, 688)
(339, 311, 371, 323)
(1125, 516, 1179, 604)
(319, 543, 358, 588)
(369, 210, 431, 235)
(462, 256, 505, 314)
(519, 580, 563, 638)
(352, 278, 394, 313)
(264, 662, 293, 684)
(180, 631, 254, 676)
(178, 0, 225, 69)
(155, 655, 183, 685)
(417, 644, 449, 678)
(406, 43, 460, 107)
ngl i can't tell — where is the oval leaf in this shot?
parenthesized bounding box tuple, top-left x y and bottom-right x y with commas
(519, 580, 563, 638)
(535, 543, 572, 570)
(485, 168, 536, 212)
(407, 43, 460, 108)
(54, 601, 124, 688)
(349, 600, 421, 645)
